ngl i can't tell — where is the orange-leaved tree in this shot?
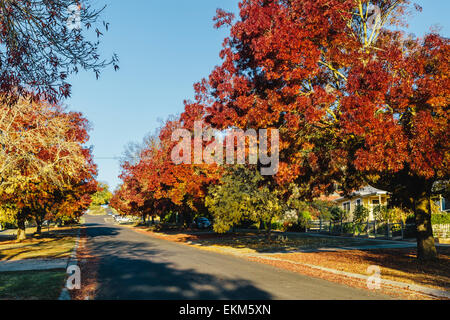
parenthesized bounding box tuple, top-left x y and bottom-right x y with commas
(0, 96, 98, 240)
(191, 0, 448, 260)
(113, 117, 222, 227)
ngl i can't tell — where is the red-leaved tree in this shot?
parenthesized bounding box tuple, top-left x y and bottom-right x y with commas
(188, 0, 448, 260)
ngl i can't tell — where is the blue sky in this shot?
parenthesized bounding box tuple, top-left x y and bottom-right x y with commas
(66, 0, 450, 191)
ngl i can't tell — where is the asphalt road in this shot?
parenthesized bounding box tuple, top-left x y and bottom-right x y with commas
(85, 215, 390, 300)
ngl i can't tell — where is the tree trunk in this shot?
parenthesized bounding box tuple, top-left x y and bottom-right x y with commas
(35, 217, 42, 235)
(17, 215, 27, 242)
(370, 174, 438, 261)
(185, 211, 192, 227)
(178, 212, 184, 227)
(265, 220, 272, 243)
(414, 192, 438, 261)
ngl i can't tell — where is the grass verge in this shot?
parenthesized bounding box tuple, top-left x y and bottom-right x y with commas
(0, 269, 66, 300)
(0, 226, 77, 261)
(269, 247, 450, 292)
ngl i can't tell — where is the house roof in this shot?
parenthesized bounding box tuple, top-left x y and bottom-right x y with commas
(335, 185, 388, 202)
(318, 193, 341, 202)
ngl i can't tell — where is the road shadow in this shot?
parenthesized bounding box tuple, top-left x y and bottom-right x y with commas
(86, 224, 273, 300)
(83, 222, 120, 238)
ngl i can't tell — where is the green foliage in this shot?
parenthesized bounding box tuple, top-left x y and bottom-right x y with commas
(162, 211, 177, 224)
(271, 221, 285, 231)
(309, 200, 335, 220)
(286, 185, 333, 220)
(431, 213, 450, 225)
(298, 211, 312, 229)
(373, 205, 389, 221)
(353, 205, 369, 224)
(388, 207, 410, 223)
(374, 205, 410, 223)
(206, 166, 284, 234)
(330, 206, 347, 222)
(342, 222, 355, 234)
(90, 183, 113, 207)
(0, 204, 17, 226)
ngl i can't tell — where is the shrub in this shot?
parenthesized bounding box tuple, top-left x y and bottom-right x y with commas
(271, 221, 285, 231)
(431, 213, 450, 225)
(373, 205, 409, 223)
(373, 205, 389, 221)
(342, 222, 354, 234)
(298, 211, 312, 228)
(406, 214, 415, 224)
(353, 205, 369, 224)
(309, 200, 334, 220)
(330, 206, 347, 222)
(388, 207, 411, 223)
(162, 211, 177, 223)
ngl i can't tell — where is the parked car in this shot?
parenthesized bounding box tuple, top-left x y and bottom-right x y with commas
(114, 215, 131, 223)
(196, 217, 212, 229)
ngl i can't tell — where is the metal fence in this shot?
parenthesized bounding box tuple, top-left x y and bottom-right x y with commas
(306, 220, 449, 240)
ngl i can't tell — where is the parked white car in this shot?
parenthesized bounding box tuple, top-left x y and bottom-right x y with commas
(115, 216, 132, 223)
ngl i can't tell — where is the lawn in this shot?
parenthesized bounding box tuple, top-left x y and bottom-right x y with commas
(269, 247, 450, 292)
(0, 226, 77, 261)
(0, 269, 66, 300)
(142, 229, 400, 253)
(193, 233, 397, 253)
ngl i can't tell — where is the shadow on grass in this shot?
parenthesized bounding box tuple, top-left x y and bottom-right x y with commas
(86, 223, 272, 300)
(146, 228, 404, 254)
(0, 269, 66, 300)
(0, 227, 81, 261)
(0, 225, 80, 241)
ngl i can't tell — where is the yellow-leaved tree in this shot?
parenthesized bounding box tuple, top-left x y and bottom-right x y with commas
(206, 166, 284, 241)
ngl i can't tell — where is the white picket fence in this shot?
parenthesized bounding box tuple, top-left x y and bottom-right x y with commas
(433, 224, 450, 238)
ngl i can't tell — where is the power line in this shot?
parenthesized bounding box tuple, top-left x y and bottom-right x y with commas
(95, 157, 121, 160)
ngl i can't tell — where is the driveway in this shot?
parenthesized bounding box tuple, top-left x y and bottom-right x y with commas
(84, 215, 391, 300)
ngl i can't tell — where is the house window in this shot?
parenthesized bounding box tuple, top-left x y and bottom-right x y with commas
(355, 199, 362, 207)
(343, 202, 351, 213)
(443, 198, 450, 212)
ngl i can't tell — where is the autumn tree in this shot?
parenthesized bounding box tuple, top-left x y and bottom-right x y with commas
(0, 0, 118, 104)
(112, 134, 170, 223)
(190, 0, 448, 260)
(206, 165, 284, 240)
(53, 181, 97, 226)
(90, 182, 113, 207)
(0, 96, 97, 240)
(113, 117, 223, 227)
(28, 179, 96, 234)
(111, 175, 154, 223)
